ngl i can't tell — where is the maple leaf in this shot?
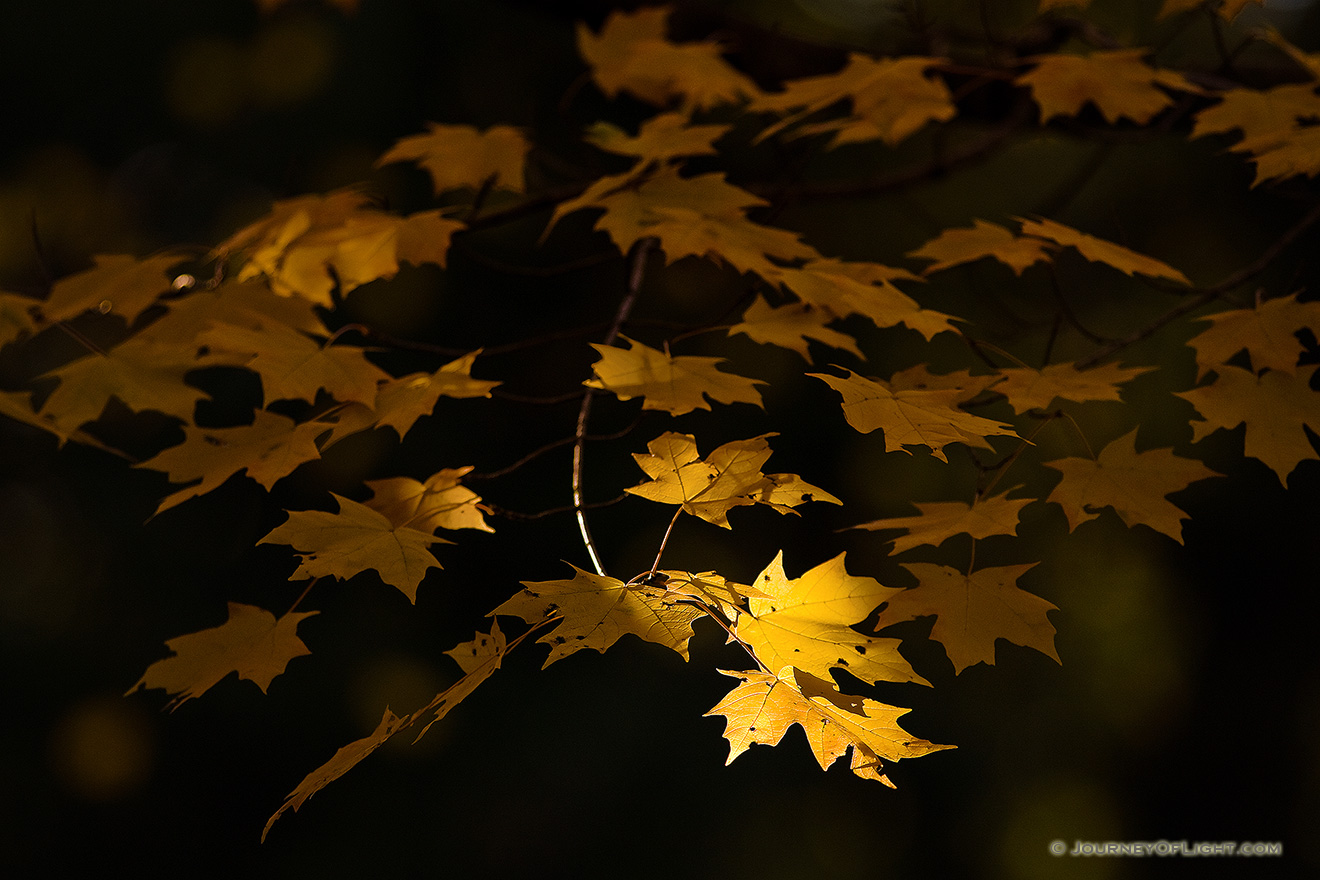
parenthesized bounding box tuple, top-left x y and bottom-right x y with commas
(223, 191, 463, 305)
(1191, 83, 1320, 144)
(199, 321, 389, 406)
(728, 297, 863, 360)
(647, 569, 769, 619)
(491, 563, 706, 665)
(556, 167, 819, 276)
(908, 219, 1053, 276)
(1234, 126, 1320, 186)
(127, 602, 317, 710)
(734, 552, 926, 687)
(751, 54, 956, 148)
(376, 123, 529, 195)
(262, 707, 407, 842)
(577, 7, 760, 111)
(1017, 217, 1190, 284)
(362, 466, 494, 534)
(886, 364, 1000, 398)
(0, 291, 38, 348)
(40, 253, 183, 324)
(850, 493, 1031, 554)
(877, 563, 1060, 673)
(137, 279, 331, 345)
(1043, 429, 1219, 542)
(1177, 364, 1320, 483)
(810, 368, 1018, 462)
(766, 261, 958, 340)
(1187, 293, 1320, 377)
(625, 432, 839, 528)
(136, 410, 327, 514)
(319, 350, 500, 447)
(994, 362, 1154, 414)
(264, 622, 507, 841)
(258, 494, 448, 602)
(585, 113, 730, 163)
(37, 337, 208, 430)
(1018, 49, 1197, 125)
(705, 666, 951, 785)
(585, 335, 764, 415)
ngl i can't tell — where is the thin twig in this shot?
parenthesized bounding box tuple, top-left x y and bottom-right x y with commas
(488, 493, 629, 522)
(648, 508, 684, 579)
(572, 237, 656, 574)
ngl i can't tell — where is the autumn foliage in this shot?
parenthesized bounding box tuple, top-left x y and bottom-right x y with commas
(5, 0, 1319, 840)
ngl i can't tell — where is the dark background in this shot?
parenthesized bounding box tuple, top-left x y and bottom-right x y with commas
(1, 1, 1317, 878)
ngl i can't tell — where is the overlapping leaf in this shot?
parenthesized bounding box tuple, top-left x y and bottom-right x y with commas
(1018, 49, 1197, 125)
(733, 552, 925, 686)
(810, 368, 1018, 462)
(362, 467, 494, 535)
(1043, 429, 1219, 542)
(491, 564, 706, 665)
(1177, 364, 1320, 483)
(876, 563, 1060, 673)
(376, 122, 529, 195)
(585, 335, 764, 415)
(994, 362, 1154, 414)
(258, 494, 448, 602)
(625, 432, 839, 528)
(751, 54, 955, 148)
(1187, 293, 1320, 377)
(1017, 217, 1190, 284)
(850, 493, 1031, 554)
(136, 410, 327, 514)
(127, 602, 317, 710)
(705, 666, 951, 785)
(577, 7, 760, 110)
(41, 253, 183, 324)
(728, 297, 862, 360)
(37, 337, 208, 429)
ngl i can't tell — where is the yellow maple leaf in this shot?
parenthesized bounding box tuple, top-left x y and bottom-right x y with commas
(127, 602, 317, 710)
(850, 493, 1031, 554)
(491, 563, 706, 665)
(223, 192, 463, 305)
(585, 112, 730, 163)
(37, 337, 208, 430)
(320, 350, 500, 446)
(0, 390, 116, 450)
(376, 123, 529, 195)
(705, 666, 951, 785)
(625, 432, 839, 528)
(994, 361, 1155, 414)
(1017, 217, 1190, 284)
(1191, 83, 1320, 143)
(908, 219, 1053, 276)
(136, 410, 326, 514)
(810, 368, 1018, 462)
(767, 261, 958, 340)
(877, 563, 1060, 673)
(577, 7, 760, 111)
(199, 321, 390, 407)
(585, 335, 764, 415)
(137, 280, 330, 345)
(752, 54, 955, 148)
(1234, 126, 1320, 186)
(734, 552, 926, 686)
(263, 622, 506, 841)
(1187, 293, 1320, 377)
(1176, 364, 1320, 483)
(1043, 429, 1219, 542)
(728, 297, 862, 360)
(559, 167, 819, 276)
(363, 467, 494, 535)
(1018, 49, 1196, 125)
(40, 254, 184, 324)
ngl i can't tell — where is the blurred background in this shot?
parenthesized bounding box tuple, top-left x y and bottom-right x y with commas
(1, 1, 1317, 877)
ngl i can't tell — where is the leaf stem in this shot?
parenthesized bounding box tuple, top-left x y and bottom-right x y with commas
(648, 507, 684, 578)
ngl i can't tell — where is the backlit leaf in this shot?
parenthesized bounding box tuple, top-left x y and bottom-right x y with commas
(850, 493, 1031, 554)
(376, 123, 529, 195)
(1187, 292, 1320, 377)
(127, 602, 317, 709)
(1018, 49, 1197, 125)
(877, 563, 1059, 673)
(994, 362, 1154, 414)
(585, 335, 764, 415)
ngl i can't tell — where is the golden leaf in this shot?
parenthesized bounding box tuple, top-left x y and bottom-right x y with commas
(908, 219, 1053, 276)
(1187, 293, 1320, 377)
(127, 602, 317, 709)
(1018, 49, 1197, 125)
(850, 493, 1031, 554)
(376, 123, 530, 195)
(877, 563, 1060, 673)
(585, 335, 764, 415)
(994, 362, 1155, 414)
(1043, 429, 1219, 542)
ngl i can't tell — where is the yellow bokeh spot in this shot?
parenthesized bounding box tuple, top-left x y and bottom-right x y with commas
(49, 696, 155, 802)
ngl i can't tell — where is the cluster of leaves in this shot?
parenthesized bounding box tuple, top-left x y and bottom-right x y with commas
(5, 0, 1320, 839)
